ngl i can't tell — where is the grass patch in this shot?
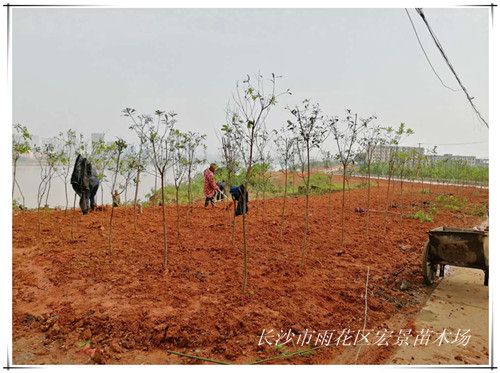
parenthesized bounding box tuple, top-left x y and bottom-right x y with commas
(435, 194, 467, 212)
(404, 210, 433, 222)
(433, 194, 486, 217)
(144, 170, 373, 206)
(76, 340, 91, 349)
(464, 203, 487, 217)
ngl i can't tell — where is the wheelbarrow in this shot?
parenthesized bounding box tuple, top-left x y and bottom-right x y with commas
(422, 226, 489, 286)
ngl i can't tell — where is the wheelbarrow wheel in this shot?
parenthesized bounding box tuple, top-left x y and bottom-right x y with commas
(422, 240, 438, 285)
(484, 268, 489, 286)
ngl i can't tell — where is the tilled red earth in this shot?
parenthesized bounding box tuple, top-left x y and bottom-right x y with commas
(12, 182, 488, 364)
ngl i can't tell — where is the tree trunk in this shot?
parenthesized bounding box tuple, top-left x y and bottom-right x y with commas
(241, 128, 255, 293)
(365, 162, 371, 234)
(12, 158, 18, 199)
(64, 178, 69, 212)
(228, 171, 236, 249)
(281, 167, 288, 221)
(175, 185, 180, 241)
(108, 153, 122, 253)
(154, 167, 158, 193)
(300, 144, 310, 267)
(400, 169, 404, 220)
(262, 171, 267, 217)
(186, 170, 193, 222)
(14, 179, 26, 207)
(65, 162, 71, 211)
(133, 167, 141, 231)
(70, 192, 77, 240)
(391, 171, 396, 197)
(340, 164, 347, 247)
(161, 173, 168, 269)
(45, 177, 52, 207)
(410, 169, 415, 202)
(384, 163, 393, 234)
(37, 179, 45, 235)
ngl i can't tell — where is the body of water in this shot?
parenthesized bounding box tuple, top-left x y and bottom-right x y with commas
(13, 163, 173, 208)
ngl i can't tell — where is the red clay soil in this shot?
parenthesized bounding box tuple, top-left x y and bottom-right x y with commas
(12, 182, 488, 365)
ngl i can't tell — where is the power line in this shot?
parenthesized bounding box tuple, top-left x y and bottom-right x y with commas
(415, 8, 489, 128)
(404, 9, 458, 92)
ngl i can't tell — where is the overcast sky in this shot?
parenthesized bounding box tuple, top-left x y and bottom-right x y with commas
(12, 7, 489, 158)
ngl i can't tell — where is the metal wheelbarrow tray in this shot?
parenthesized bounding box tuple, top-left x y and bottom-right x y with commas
(422, 226, 489, 286)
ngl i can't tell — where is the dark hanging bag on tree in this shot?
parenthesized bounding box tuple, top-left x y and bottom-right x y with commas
(230, 185, 249, 216)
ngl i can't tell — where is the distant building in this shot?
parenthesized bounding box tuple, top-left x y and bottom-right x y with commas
(476, 158, 489, 167)
(368, 145, 424, 163)
(429, 153, 477, 166)
(368, 145, 486, 168)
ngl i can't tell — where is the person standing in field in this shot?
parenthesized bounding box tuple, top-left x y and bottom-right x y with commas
(204, 163, 220, 207)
